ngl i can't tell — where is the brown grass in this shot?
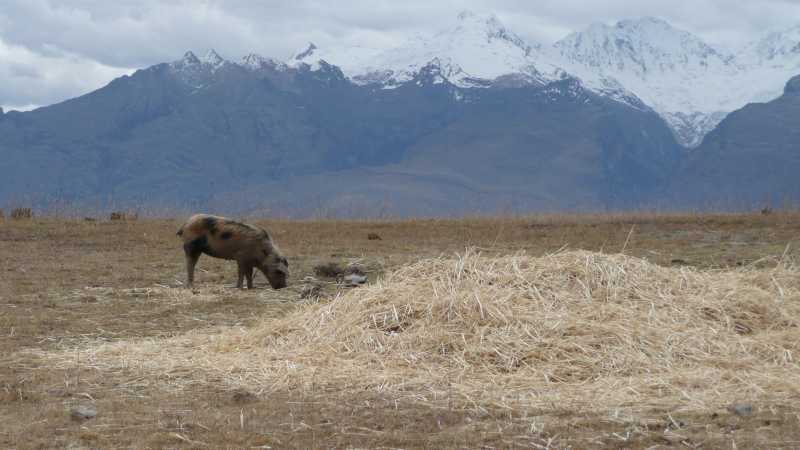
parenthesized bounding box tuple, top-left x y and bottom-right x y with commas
(3, 213, 800, 448)
(10, 207, 33, 219)
(109, 211, 139, 221)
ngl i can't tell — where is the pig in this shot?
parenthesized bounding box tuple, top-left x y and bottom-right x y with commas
(177, 214, 288, 289)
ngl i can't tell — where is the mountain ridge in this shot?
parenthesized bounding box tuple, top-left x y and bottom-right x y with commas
(0, 43, 684, 215)
(285, 12, 800, 148)
(1, 12, 798, 215)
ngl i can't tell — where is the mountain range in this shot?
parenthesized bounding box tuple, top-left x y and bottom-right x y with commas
(293, 12, 800, 148)
(0, 11, 798, 216)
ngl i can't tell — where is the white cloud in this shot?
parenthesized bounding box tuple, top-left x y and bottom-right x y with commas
(0, 37, 133, 108)
(0, 0, 798, 108)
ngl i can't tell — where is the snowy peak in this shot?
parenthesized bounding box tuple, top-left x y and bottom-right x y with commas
(741, 25, 800, 67)
(199, 49, 225, 66)
(169, 49, 233, 88)
(180, 51, 201, 65)
(291, 11, 554, 88)
(171, 49, 228, 70)
(242, 53, 287, 71)
(555, 17, 731, 78)
(294, 43, 318, 61)
(451, 10, 534, 55)
(553, 17, 746, 147)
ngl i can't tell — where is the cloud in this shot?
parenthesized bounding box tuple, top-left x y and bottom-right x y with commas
(0, 0, 798, 109)
(0, 37, 132, 111)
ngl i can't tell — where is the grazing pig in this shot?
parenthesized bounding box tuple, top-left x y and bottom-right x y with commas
(177, 214, 288, 289)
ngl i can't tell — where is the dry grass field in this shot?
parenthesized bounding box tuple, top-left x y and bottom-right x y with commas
(2, 213, 800, 449)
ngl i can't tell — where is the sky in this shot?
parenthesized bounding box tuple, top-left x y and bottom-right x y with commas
(1, 0, 799, 111)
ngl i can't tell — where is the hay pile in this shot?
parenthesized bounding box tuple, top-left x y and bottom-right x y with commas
(45, 250, 800, 413)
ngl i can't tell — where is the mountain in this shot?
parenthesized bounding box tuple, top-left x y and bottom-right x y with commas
(739, 25, 800, 68)
(1, 11, 799, 215)
(732, 25, 800, 106)
(0, 47, 681, 215)
(295, 12, 800, 149)
(553, 17, 740, 148)
(291, 11, 560, 88)
(669, 75, 800, 208)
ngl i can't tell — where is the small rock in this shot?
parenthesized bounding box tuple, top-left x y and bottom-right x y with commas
(232, 389, 257, 404)
(367, 233, 382, 241)
(343, 274, 367, 287)
(729, 403, 753, 417)
(70, 404, 97, 421)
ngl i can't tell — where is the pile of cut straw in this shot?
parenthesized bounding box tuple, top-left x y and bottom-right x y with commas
(43, 250, 800, 413)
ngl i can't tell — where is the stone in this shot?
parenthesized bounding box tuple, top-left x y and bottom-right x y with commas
(70, 404, 97, 421)
(729, 403, 753, 417)
(343, 274, 368, 287)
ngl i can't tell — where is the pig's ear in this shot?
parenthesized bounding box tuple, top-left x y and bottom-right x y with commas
(262, 239, 275, 256)
(260, 228, 273, 242)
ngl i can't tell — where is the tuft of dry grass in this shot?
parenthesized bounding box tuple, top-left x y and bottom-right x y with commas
(37, 249, 800, 420)
(10, 207, 33, 219)
(109, 211, 138, 221)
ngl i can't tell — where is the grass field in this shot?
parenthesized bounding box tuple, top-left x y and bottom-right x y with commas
(2, 213, 800, 449)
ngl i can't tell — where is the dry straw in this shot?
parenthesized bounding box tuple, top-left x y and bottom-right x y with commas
(41, 250, 800, 415)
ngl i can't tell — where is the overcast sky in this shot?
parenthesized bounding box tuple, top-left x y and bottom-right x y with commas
(1, 0, 799, 111)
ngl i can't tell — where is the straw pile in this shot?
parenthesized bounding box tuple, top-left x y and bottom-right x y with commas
(43, 250, 800, 413)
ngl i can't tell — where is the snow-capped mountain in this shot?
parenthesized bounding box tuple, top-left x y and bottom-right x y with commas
(241, 53, 288, 71)
(740, 25, 800, 67)
(169, 49, 233, 88)
(554, 18, 800, 147)
(168, 12, 800, 149)
(731, 25, 800, 109)
(552, 18, 743, 147)
(286, 12, 800, 148)
(290, 10, 561, 88)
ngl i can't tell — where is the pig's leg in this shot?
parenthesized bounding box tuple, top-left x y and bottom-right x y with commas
(245, 264, 255, 289)
(236, 261, 245, 289)
(183, 243, 202, 288)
